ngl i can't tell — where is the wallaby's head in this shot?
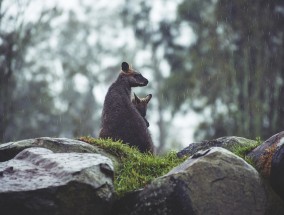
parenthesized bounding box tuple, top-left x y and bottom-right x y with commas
(120, 62, 148, 87)
(132, 93, 152, 118)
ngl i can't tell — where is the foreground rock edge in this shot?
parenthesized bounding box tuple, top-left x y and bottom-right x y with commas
(1, 136, 284, 215)
(0, 147, 114, 215)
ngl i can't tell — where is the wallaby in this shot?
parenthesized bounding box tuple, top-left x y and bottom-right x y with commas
(132, 93, 152, 127)
(99, 62, 154, 153)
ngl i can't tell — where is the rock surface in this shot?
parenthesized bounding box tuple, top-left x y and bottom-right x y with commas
(271, 140, 284, 200)
(0, 137, 109, 162)
(119, 147, 279, 215)
(1, 137, 284, 215)
(248, 131, 284, 200)
(0, 147, 114, 215)
(177, 136, 257, 157)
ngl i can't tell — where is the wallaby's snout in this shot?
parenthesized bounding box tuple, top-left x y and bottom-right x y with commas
(134, 73, 148, 87)
(126, 71, 148, 87)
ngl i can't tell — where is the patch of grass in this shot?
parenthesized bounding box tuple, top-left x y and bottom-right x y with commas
(231, 137, 262, 166)
(78, 136, 186, 196)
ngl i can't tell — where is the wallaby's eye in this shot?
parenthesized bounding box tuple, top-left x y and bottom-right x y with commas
(127, 71, 148, 87)
(134, 73, 142, 79)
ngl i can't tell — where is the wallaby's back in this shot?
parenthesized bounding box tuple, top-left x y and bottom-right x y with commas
(99, 62, 154, 153)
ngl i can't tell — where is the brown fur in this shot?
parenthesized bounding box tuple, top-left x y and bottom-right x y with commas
(99, 62, 154, 153)
(132, 93, 152, 127)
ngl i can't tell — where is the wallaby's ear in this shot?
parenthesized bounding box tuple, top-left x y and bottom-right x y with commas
(134, 93, 140, 103)
(145, 94, 152, 103)
(121, 62, 129, 72)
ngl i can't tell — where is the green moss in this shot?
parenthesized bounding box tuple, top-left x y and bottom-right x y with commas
(78, 136, 263, 196)
(78, 136, 186, 196)
(230, 137, 262, 166)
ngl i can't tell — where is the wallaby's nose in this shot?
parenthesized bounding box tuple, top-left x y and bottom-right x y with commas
(146, 120, 150, 127)
(144, 79, 149, 85)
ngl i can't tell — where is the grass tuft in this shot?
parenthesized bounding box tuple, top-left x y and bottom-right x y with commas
(78, 136, 186, 196)
(230, 137, 262, 166)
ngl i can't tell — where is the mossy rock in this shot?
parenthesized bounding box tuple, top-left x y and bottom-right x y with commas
(79, 137, 187, 197)
(1, 136, 262, 197)
(177, 136, 261, 165)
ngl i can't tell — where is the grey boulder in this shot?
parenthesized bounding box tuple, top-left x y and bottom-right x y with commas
(127, 147, 272, 215)
(177, 136, 257, 157)
(0, 137, 106, 162)
(0, 147, 114, 215)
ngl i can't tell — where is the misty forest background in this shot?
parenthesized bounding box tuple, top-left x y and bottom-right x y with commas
(0, 0, 283, 154)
